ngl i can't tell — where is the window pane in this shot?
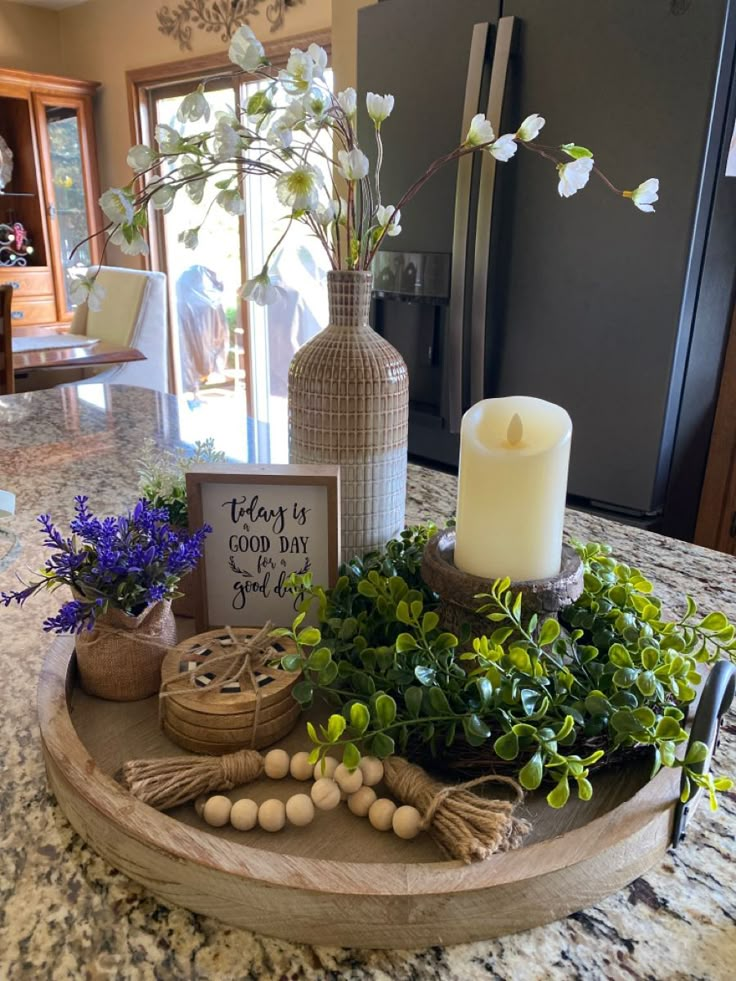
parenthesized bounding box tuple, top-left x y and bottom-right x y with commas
(45, 106, 90, 311)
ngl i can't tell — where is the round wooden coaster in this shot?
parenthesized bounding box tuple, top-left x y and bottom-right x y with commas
(160, 627, 302, 753)
(162, 700, 302, 754)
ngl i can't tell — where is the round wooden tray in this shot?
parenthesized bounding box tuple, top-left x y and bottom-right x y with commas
(38, 635, 684, 949)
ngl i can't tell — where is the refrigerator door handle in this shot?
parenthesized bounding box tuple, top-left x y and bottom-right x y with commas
(446, 21, 491, 434)
(470, 15, 518, 408)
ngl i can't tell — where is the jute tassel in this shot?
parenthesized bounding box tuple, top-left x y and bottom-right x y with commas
(120, 748, 264, 810)
(383, 756, 530, 863)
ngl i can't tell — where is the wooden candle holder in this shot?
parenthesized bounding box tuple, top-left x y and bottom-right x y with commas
(421, 529, 584, 637)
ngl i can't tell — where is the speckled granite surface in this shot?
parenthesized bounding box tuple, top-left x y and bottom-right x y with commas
(0, 385, 734, 980)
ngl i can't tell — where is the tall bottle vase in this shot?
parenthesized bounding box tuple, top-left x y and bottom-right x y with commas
(288, 270, 409, 563)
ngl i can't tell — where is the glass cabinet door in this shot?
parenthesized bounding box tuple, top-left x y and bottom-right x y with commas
(34, 96, 101, 319)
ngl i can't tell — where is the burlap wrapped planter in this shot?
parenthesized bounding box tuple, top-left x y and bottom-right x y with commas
(75, 600, 177, 701)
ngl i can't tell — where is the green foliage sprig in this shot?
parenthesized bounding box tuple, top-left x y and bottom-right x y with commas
(273, 531, 734, 810)
(137, 437, 225, 527)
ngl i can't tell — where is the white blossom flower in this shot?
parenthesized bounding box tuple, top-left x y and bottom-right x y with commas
(99, 187, 134, 224)
(317, 198, 348, 227)
(375, 204, 402, 237)
(627, 178, 659, 213)
(557, 157, 594, 198)
(246, 90, 273, 120)
(302, 87, 330, 122)
(180, 159, 206, 203)
(307, 43, 328, 78)
(516, 113, 545, 142)
(464, 113, 495, 147)
(240, 270, 279, 306)
(212, 118, 241, 161)
(126, 144, 155, 173)
(338, 147, 369, 182)
(275, 163, 324, 212)
(177, 86, 211, 124)
(216, 188, 247, 216)
(111, 224, 149, 256)
(490, 134, 517, 161)
(155, 124, 183, 154)
(70, 274, 106, 313)
(279, 49, 314, 95)
(337, 88, 357, 119)
(229, 25, 265, 72)
(151, 185, 175, 213)
(366, 92, 395, 125)
(178, 228, 199, 250)
(267, 118, 293, 149)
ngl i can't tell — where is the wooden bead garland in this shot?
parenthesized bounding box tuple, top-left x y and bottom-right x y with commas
(123, 745, 528, 860)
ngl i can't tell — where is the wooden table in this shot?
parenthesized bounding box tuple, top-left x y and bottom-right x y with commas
(12, 336, 145, 373)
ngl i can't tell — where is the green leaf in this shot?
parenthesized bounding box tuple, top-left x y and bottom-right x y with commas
(422, 611, 440, 633)
(297, 626, 321, 647)
(306, 721, 319, 744)
(281, 653, 302, 672)
(635, 671, 656, 697)
(560, 142, 594, 159)
(370, 732, 395, 758)
(395, 632, 418, 653)
(519, 751, 543, 790)
(476, 676, 493, 708)
(584, 692, 610, 716)
(307, 747, 320, 765)
(404, 686, 423, 718)
(349, 702, 370, 734)
(609, 643, 634, 668)
(327, 714, 346, 742)
(700, 611, 728, 631)
(538, 619, 560, 647)
(494, 730, 519, 760)
(685, 740, 709, 766)
(357, 580, 377, 598)
(414, 665, 436, 686)
(655, 716, 682, 740)
(632, 706, 656, 728)
(375, 692, 397, 727)
(292, 680, 313, 706)
(306, 646, 331, 671)
(428, 687, 450, 713)
(641, 647, 659, 671)
(547, 775, 571, 808)
(318, 661, 338, 686)
(613, 667, 638, 689)
(576, 776, 593, 801)
(342, 742, 361, 770)
(520, 689, 539, 715)
(556, 715, 575, 741)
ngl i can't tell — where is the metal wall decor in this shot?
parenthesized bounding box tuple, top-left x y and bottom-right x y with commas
(0, 221, 34, 267)
(156, 0, 305, 52)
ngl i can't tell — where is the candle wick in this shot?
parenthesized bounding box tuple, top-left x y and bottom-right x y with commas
(507, 413, 524, 446)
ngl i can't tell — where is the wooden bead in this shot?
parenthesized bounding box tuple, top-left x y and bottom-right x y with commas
(368, 797, 397, 832)
(359, 756, 384, 787)
(311, 777, 341, 811)
(286, 793, 315, 827)
(230, 798, 259, 831)
(290, 751, 314, 781)
(263, 748, 290, 779)
(202, 795, 232, 827)
(313, 756, 338, 781)
(392, 805, 422, 840)
(334, 762, 363, 794)
(258, 798, 286, 832)
(348, 786, 377, 817)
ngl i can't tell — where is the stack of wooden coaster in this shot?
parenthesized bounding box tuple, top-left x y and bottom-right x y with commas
(160, 627, 302, 754)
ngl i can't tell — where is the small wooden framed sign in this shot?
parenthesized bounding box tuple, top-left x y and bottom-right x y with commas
(186, 464, 340, 630)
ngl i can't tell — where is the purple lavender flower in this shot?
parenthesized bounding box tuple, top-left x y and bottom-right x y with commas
(2, 497, 211, 634)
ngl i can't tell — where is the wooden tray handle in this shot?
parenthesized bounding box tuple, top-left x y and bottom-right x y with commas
(672, 659, 736, 847)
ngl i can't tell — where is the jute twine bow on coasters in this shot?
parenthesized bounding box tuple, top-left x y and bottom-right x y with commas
(382, 756, 529, 863)
(158, 621, 276, 737)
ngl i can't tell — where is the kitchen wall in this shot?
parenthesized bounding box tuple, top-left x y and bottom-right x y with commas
(0, 0, 62, 75)
(58, 0, 332, 196)
(331, 0, 377, 94)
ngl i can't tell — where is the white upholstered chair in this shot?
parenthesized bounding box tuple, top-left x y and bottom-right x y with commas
(70, 266, 169, 392)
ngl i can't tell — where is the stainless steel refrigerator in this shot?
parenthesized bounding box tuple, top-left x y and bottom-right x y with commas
(358, 0, 736, 539)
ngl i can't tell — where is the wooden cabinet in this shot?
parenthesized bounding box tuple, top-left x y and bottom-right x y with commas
(0, 69, 102, 330)
(695, 302, 736, 556)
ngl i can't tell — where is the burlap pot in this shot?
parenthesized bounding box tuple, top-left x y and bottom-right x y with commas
(172, 571, 196, 618)
(75, 600, 177, 701)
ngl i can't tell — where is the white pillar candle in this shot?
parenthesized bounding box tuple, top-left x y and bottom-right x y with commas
(454, 396, 572, 582)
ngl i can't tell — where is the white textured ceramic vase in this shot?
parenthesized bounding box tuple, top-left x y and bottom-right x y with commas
(288, 270, 409, 563)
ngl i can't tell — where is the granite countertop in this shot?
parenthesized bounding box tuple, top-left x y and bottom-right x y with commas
(0, 385, 734, 980)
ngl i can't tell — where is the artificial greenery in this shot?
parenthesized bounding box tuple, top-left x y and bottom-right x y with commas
(137, 437, 225, 527)
(273, 528, 735, 810)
